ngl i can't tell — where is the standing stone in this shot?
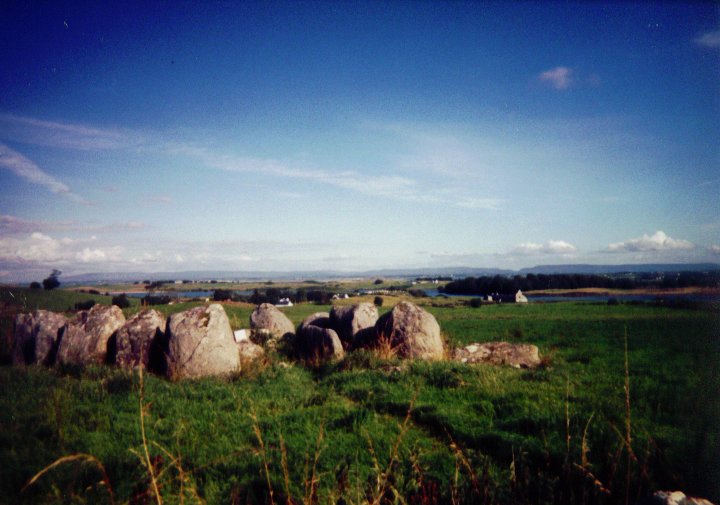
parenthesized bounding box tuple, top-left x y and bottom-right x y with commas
(298, 312, 331, 332)
(166, 304, 239, 379)
(374, 301, 444, 360)
(57, 305, 126, 365)
(12, 310, 68, 365)
(114, 309, 167, 371)
(330, 303, 378, 349)
(296, 325, 344, 361)
(249, 303, 295, 346)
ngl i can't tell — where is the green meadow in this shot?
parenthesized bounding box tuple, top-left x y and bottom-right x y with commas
(0, 287, 718, 504)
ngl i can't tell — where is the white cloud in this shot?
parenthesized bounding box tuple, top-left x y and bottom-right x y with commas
(709, 245, 720, 255)
(513, 240, 577, 255)
(607, 231, 694, 253)
(0, 233, 123, 265)
(694, 29, 720, 48)
(538, 66, 573, 90)
(0, 143, 88, 203)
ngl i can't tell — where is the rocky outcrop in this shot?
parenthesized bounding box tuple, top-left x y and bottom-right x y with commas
(57, 305, 126, 365)
(250, 303, 295, 346)
(166, 304, 240, 379)
(642, 491, 715, 505)
(330, 303, 378, 349)
(113, 309, 167, 371)
(452, 342, 541, 369)
(12, 310, 67, 365)
(374, 301, 444, 360)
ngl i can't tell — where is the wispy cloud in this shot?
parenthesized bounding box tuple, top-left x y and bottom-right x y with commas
(0, 214, 145, 235)
(538, 66, 573, 90)
(0, 143, 89, 204)
(512, 240, 577, 255)
(0, 113, 142, 151)
(694, 29, 720, 49)
(2, 113, 505, 212)
(709, 244, 720, 256)
(607, 231, 694, 253)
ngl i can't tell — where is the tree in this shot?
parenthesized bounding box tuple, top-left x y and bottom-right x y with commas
(42, 269, 61, 290)
(374, 278, 384, 285)
(373, 296, 384, 307)
(213, 289, 233, 301)
(112, 293, 131, 309)
(29, 281, 41, 289)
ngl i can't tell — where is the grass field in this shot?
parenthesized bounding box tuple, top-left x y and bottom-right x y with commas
(0, 287, 718, 504)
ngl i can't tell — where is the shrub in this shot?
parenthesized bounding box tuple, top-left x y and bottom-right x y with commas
(213, 289, 233, 301)
(374, 278, 384, 285)
(374, 296, 384, 307)
(408, 289, 427, 298)
(470, 298, 483, 308)
(142, 295, 171, 306)
(74, 300, 96, 311)
(42, 269, 61, 290)
(112, 293, 131, 309)
(29, 281, 41, 289)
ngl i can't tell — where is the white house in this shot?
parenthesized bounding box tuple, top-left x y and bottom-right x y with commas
(515, 290, 528, 303)
(276, 298, 293, 307)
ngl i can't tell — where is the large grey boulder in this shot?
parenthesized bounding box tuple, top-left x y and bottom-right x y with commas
(295, 311, 344, 361)
(296, 325, 344, 361)
(166, 304, 239, 379)
(114, 309, 167, 371)
(249, 303, 295, 346)
(374, 301, 444, 360)
(330, 303, 378, 349)
(12, 310, 67, 365)
(298, 312, 331, 332)
(57, 305, 126, 365)
(452, 342, 541, 369)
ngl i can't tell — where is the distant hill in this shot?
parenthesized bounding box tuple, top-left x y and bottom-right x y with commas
(517, 263, 720, 275)
(56, 263, 720, 285)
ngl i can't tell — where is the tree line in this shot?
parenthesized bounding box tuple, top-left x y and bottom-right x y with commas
(440, 271, 720, 295)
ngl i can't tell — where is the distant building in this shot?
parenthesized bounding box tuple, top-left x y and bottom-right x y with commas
(276, 298, 293, 307)
(515, 290, 528, 303)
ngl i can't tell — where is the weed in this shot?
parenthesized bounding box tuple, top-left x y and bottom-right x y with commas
(372, 332, 398, 361)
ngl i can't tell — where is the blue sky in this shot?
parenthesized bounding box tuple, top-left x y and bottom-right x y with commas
(1, 1, 718, 281)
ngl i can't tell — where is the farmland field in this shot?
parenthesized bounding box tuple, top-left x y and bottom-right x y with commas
(0, 287, 718, 504)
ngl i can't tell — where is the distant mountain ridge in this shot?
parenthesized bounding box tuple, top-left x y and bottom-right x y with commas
(57, 263, 720, 284)
(517, 263, 720, 275)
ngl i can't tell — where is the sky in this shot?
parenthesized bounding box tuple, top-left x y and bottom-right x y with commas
(0, 1, 719, 282)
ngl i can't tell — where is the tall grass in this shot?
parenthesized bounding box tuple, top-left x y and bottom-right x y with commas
(1, 300, 718, 503)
